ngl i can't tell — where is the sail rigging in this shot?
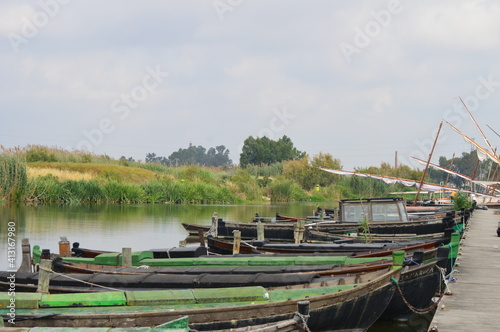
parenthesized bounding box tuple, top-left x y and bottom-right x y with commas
(319, 167, 499, 199)
(411, 156, 500, 194)
(444, 120, 500, 165)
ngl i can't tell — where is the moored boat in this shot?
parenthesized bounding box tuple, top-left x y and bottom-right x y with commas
(0, 265, 402, 331)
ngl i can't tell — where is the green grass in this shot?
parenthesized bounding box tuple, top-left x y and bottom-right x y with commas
(0, 145, 426, 205)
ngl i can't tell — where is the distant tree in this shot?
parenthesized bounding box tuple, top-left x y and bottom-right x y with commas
(240, 135, 305, 167)
(283, 153, 342, 190)
(430, 150, 490, 188)
(146, 144, 232, 167)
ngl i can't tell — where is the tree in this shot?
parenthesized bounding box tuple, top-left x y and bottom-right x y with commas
(283, 153, 342, 190)
(145, 144, 232, 167)
(430, 150, 490, 188)
(240, 135, 305, 167)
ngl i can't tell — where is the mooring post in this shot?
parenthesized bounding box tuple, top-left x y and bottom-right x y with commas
(37, 259, 52, 294)
(297, 300, 310, 317)
(294, 223, 299, 244)
(295, 301, 310, 328)
(58, 236, 71, 257)
(19, 238, 32, 272)
(294, 220, 305, 244)
(257, 223, 264, 241)
(122, 247, 132, 267)
(198, 229, 205, 247)
(209, 212, 218, 237)
(391, 250, 405, 270)
(233, 230, 241, 254)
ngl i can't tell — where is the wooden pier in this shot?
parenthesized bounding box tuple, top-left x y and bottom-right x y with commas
(429, 208, 500, 331)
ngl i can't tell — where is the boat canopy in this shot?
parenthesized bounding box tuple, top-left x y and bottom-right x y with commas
(339, 198, 408, 223)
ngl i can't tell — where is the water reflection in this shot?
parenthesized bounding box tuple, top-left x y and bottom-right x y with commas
(368, 310, 435, 332)
(0, 202, 330, 270)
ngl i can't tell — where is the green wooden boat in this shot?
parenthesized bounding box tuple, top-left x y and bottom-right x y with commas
(59, 251, 392, 267)
(0, 265, 402, 331)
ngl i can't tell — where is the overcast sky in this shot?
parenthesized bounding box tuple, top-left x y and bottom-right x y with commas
(1, 1, 500, 170)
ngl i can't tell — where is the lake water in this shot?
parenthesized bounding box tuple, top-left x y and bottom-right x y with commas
(0, 202, 433, 331)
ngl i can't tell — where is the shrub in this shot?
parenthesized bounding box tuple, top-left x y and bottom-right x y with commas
(453, 191, 473, 210)
(269, 178, 308, 202)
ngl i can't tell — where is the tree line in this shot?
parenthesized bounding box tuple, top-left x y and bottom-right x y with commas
(145, 135, 305, 168)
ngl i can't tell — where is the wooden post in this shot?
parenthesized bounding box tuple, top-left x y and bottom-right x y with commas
(294, 223, 299, 244)
(198, 229, 205, 247)
(233, 230, 241, 255)
(295, 301, 310, 329)
(37, 259, 52, 294)
(210, 212, 218, 237)
(122, 248, 132, 267)
(257, 223, 264, 241)
(294, 220, 305, 244)
(297, 300, 310, 317)
(58, 236, 70, 257)
(19, 238, 32, 273)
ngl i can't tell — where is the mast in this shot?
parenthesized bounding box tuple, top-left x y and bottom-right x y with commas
(445, 121, 500, 166)
(460, 97, 497, 156)
(487, 124, 500, 139)
(413, 121, 443, 206)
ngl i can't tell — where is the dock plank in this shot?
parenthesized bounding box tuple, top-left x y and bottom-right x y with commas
(429, 208, 500, 331)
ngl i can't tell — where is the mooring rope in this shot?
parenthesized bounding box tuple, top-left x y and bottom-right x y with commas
(39, 265, 124, 292)
(294, 312, 312, 332)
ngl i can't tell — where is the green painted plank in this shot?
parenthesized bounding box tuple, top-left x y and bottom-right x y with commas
(191, 286, 268, 304)
(40, 292, 127, 308)
(125, 289, 196, 306)
(61, 257, 96, 264)
(63, 252, 391, 267)
(0, 292, 42, 309)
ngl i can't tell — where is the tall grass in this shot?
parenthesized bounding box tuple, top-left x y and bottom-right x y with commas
(245, 163, 284, 177)
(0, 156, 28, 201)
(269, 178, 308, 202)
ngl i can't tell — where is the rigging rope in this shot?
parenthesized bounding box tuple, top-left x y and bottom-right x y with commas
(39, 265, 124, 292)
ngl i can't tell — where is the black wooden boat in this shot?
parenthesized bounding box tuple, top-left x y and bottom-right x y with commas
(206, 234, 449, 257)
(71, 243, 208, 259)
(380, 260, 442, 320)
(210, 210, 465, 242)
(0, 265, 391, 293)
(0, 267, 401, 331)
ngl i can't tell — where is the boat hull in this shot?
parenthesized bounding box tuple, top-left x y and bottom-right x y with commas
(2, 269, 400, 331)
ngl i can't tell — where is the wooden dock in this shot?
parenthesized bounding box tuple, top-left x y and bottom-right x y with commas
(429, 208, 500, 331)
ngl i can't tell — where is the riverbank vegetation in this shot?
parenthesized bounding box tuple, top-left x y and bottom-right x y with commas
(1, 144, 485, 205)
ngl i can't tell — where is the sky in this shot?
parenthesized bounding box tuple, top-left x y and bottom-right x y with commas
(1, 0, 500, 170)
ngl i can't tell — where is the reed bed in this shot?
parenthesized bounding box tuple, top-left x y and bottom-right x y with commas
(1, 145, 420, 204)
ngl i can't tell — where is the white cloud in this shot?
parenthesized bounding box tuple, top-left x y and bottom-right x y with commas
(0, 3, 35, 36)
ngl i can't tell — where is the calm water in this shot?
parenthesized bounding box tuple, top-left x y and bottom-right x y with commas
(0, 202, 432, 331)
(0, 202, 329, 271)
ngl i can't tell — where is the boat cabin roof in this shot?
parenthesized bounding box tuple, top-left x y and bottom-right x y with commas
(338, 197, 408, 222)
